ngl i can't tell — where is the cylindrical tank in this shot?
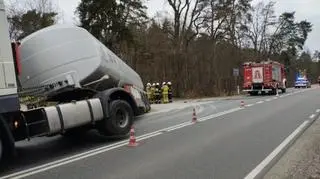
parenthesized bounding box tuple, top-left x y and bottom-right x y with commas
(19, 25, 144, 94)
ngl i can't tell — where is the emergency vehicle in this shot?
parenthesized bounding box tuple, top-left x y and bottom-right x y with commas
(242, 60, 286, 95)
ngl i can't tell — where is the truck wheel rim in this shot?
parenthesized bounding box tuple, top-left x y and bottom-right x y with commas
(115, 109, 129, 128)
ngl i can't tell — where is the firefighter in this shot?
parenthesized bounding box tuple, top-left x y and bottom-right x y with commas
(167, 81, 173, 103)
(150, 83, 156, 104)
(146, 83, 151, 102)
(154, 83, 160, 104)
(161, 82, 166, 103)
(157, 82, 162, 104)
(161, 82, 169, 103)
(160, 82, 165, 103)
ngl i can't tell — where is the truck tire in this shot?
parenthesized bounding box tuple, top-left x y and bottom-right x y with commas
(0, 115, 15, 162)
(98, 100, 133, 136)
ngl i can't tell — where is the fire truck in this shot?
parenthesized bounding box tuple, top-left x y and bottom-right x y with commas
(242, 60, 286, 95)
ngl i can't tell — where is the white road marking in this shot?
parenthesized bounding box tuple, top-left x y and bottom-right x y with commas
(0, 130, 164, 179)
(245, 104, 254, 107)
(256, 101, 264, 104)
(244, 120, 310, 179)
(166, 122, 193, 132)
(316, 109, 320, 113)
(0, 107, 243, 179)
(137, 132, 163, 141)
(265, 99, 272, 102)
(309, 114, 316, 119)
(198, 107, 242, 122)
(2, 88, 315, 179)
(5, 131, 163, 179)
(273, 97, 278, 100)
(163, 122, 191, 132)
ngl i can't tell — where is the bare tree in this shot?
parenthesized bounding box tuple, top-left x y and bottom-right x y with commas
(165, 0, 207, 95)
(200, 0, 227, 41)
(25, 0, 56, 13)
(244, 1, 276, 59)
(6, 0, 59, 40)
(166, 0, 205, 47)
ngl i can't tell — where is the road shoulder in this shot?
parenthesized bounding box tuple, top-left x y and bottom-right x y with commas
(264, 117, 320, 179)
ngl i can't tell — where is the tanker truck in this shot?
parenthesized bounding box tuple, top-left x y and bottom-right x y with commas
(0, 0, 150, 162)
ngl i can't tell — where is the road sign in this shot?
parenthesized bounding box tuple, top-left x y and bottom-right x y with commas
(233, 68, 239, 77)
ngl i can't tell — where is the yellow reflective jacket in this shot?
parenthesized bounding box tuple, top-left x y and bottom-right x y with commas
(162, 85, 169, 94)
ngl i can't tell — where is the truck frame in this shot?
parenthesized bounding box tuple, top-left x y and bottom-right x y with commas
(0, 0, 150, 162)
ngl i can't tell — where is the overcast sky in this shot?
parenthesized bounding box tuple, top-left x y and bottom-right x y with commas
(54, 0, 320, 52)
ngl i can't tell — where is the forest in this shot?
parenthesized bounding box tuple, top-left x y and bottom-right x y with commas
(5, 0, 319, 97)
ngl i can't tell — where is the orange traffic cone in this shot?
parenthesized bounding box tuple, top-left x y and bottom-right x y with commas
(192, 108, 197, 123)
(128, 126, 138, 147)
(240, 101, 245, 107)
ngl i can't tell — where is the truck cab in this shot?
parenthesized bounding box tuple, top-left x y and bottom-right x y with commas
(0, 0, 20, 114)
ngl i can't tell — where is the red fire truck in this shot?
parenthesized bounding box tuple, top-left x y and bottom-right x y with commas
(242, 60, 286, 95)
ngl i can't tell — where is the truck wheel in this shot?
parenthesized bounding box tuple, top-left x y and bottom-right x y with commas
(0, 115, 15, 162)
(98, 100, 133, 136)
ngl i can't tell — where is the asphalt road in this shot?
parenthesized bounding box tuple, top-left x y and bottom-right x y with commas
(0, 87, 319, 179)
